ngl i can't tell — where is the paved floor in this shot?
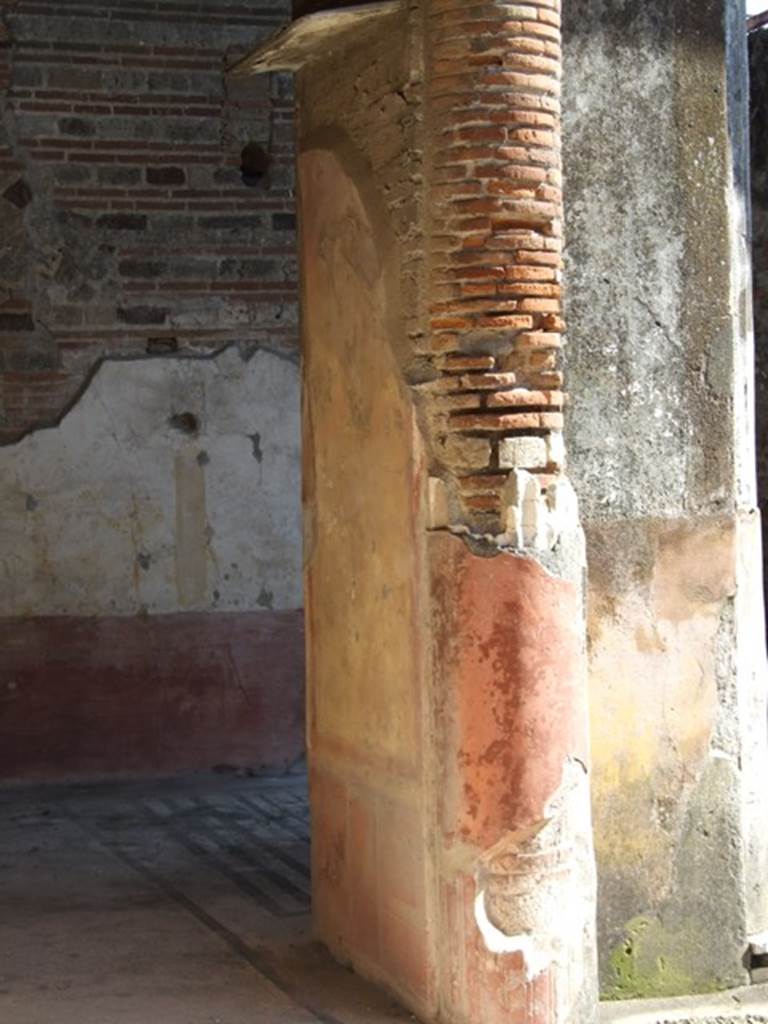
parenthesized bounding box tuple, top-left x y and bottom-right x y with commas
(0, 774, 413, 1024)
(5, 774, 764, 1024)
(601, 983, 768, 1024)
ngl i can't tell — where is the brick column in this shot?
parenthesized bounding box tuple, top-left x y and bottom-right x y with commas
(421, 3, 598, 1022)
(422, 0, 567, 542)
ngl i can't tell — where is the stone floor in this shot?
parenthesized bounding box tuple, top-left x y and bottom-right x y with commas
(600, 983, 768, 1024)
(0, 773, 413, 1024)
(4, 773, 767, 1024)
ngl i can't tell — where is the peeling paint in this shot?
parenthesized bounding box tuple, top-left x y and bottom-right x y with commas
(473, 759, 594, 984)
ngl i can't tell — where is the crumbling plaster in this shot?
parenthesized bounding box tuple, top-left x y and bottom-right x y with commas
(562, 0, 768, 997)
(0, 345, 302, 618)
(0, 0, 307, 782)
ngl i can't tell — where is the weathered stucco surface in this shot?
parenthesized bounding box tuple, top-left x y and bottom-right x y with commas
(430, 532, 595, 1024)
(301, 148, 421, 769)
(0, 346, 302, 616)
(752, 27, 768, 614)
(563, 0, 768, 997)
(563, 0, 753, 521)
(0, 345, 305, 780)
(586, 515, 760, 997)
(288, 4, 598, 1022)
(297, 20, 434, 1013)
(0, 0, 307, 781)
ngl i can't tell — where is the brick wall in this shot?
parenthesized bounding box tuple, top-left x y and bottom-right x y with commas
(751, 26, 768, 585)
(0, 0, 295, 441)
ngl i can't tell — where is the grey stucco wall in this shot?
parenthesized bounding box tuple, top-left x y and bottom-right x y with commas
(563, 0, 754, 523)
(563, 0, 768, 998)
(751, 26, 768, 594)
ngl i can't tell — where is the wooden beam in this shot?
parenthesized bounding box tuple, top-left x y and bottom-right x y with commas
(229, 2, 400, 76)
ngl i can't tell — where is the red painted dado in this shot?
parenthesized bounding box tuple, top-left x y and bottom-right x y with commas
(0, 610, 305, 782)
(430, 533, 588, 850)
(430, 533, 594, 1024)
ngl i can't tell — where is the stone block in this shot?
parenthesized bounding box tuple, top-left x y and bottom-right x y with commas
(441, 434, 492, 471)
(498, 436, 547, 469)
(427, 477, 449, 530)
(547, 432, 565, 469)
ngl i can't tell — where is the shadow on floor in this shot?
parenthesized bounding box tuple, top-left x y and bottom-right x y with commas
(0, 774, 414, 1024)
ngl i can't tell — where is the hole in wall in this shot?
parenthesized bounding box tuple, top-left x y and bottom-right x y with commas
(240, 142, 271, 187)
(749, 950, 768, 984)
(147, 336, 179, 355)
(168, 411, 200, 435)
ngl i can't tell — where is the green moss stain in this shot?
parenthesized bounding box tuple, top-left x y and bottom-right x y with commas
(602, 916, 722, 1000)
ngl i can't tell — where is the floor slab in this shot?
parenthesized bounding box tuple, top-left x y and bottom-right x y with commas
(0, 774, 413, 1024)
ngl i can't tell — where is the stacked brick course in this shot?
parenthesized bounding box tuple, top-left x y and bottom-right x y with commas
(423, 0, 566, 535)
(0, 0, 294, 441)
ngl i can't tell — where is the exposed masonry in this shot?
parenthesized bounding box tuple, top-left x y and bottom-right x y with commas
(0, 0, 296, 442)
(420, 0, 569, 545)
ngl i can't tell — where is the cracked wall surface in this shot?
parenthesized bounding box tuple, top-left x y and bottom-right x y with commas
(0, 344, 305, 779)
(752, 26, 768, 609)
(0, 0, 307, 781)
(0, 0, 296, 441)
(0, 345, 301, 616)
(563, 0, 768, 998)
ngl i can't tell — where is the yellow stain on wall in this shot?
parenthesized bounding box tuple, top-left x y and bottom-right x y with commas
(587, 518, 737, 891)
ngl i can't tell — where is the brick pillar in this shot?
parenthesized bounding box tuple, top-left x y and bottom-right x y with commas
(232, 4, 598, 1021)
(421, 0, 567, 538)
(421, 3, 598, 1022)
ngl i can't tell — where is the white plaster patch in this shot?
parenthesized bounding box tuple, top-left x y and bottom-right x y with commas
(472, 755, 595, 999)
(229, 2, 400, 74)
(474, 890, 552, 980)
(0, 346, 302, 617)
(500, 470, 580, 551)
